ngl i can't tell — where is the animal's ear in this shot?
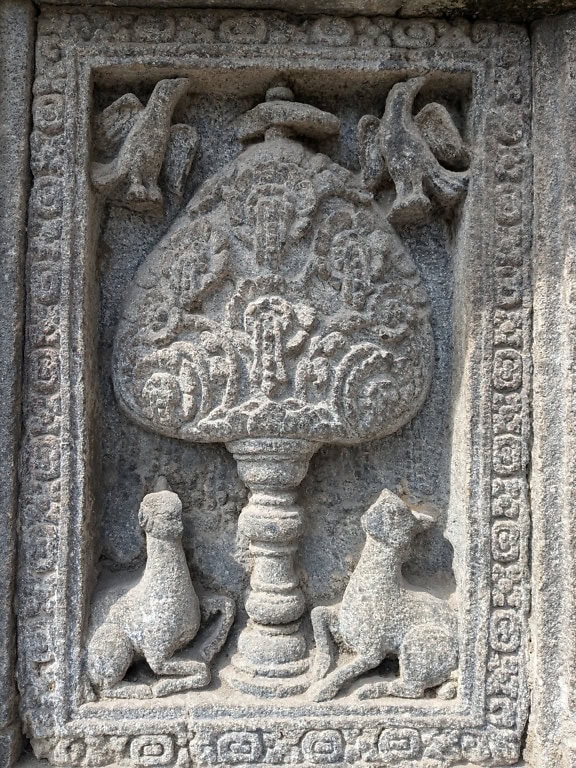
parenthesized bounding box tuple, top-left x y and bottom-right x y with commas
(153, 475, 171, 492)
(376, 488, 404, 507)
(138, 499, 149, 530)
(362, 489, 405, 538)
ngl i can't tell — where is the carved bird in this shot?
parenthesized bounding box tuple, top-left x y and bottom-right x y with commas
(92, 78, 196, 213)
(357, 77, 470, 226)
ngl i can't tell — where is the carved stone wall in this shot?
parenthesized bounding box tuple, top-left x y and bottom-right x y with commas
(0, 1, 34, 765)
(0, 3, 572, 768)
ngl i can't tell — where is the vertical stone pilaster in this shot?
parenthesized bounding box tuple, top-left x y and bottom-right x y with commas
(0, 1, 35, 766)
(531, 12, 576, 768)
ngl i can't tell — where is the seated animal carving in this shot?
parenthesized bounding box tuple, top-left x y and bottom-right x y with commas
(357, 76, 470, 226)
(308, 489, 458, 702)
(86, 478, 235, 698)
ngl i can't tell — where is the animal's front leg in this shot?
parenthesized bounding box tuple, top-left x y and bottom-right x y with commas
(147, 653, 210, 697)
(197, 595, 236, 665)
(307, 654, 378, 702)
(310, 605, 339, 681)
(100, 680, 154, 699)
(87, 625, 154, 699)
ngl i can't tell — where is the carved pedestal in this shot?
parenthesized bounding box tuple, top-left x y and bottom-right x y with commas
(226, 438, 317, 695)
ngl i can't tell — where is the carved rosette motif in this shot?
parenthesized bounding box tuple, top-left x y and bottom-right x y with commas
(19, 8, 531, 768)
(484, 36, 531, 761)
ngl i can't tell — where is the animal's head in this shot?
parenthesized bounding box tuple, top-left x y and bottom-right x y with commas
(361, 489, 435, 550)
(138, 484, 183, 540)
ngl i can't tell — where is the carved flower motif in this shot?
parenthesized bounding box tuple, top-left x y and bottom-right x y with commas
(378, 728, 422, 760)
(309, 16, 354, 46)
(492, 563, 523, 608)
(218, 15, 268, 43)
(142, 372, 185, 427)
(487, 653, 519, 698)
(423, 730, 461, 761)
(492, 478, 522, 518)
(301, 730, 344, 764)
(130, 735, 175, 767)
(52, 739, 87, 766)
(490, 610, 521, 653)
(133, 288, 181, 346)
(162, 217, 229, 312)
(216, 731, 263, 764)
(224, 161, 317, 269)
(493, 348, 522, 390)
(460, 733, 491, 763)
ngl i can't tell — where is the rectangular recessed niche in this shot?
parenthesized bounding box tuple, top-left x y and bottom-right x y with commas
(19, 9, 531, 768)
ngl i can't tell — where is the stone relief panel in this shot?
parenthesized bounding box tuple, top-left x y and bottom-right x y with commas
(18, 8, 531, 768)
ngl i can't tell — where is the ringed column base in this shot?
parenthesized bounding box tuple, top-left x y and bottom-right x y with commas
(224, 437, 318, 698)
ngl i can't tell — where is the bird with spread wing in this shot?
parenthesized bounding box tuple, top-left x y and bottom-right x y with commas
(357, 76, 470, 226)
(91, 78, 199, 214)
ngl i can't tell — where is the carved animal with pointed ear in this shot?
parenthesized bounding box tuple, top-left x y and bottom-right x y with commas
(357, 77, 469, 226)
(308, 489, 458, 701)
(86, 478, 235, 698)
(91, 78, 197, 212)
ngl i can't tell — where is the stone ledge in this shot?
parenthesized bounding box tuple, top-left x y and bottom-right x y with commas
(33, 0, 576, 23)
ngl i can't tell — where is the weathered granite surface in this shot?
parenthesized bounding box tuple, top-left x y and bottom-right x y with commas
(1, 3, 575, 768)
(0, 1, 34, 766)
(14, 7, 532, 768)
(32, 0, 576, 23)
(528, 11, 576, 768)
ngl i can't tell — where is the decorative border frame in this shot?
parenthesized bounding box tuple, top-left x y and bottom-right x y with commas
(19, 9, 531, 767)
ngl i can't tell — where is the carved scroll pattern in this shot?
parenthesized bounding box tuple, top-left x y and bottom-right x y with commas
(45, 10, 478, 50)
(21, 12, 531, 768)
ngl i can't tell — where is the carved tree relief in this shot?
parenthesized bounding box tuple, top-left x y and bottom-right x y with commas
(113, 83, 435, 697)
(21, 12, 533, 765)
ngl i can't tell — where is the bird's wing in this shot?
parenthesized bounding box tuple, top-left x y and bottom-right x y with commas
(414, 103, 470, 171)
(93, 93, 143, 156)
(356, 114, 389, 191)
